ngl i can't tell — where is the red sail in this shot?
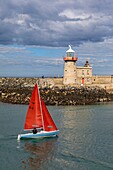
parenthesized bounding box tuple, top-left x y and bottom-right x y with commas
(24, 84, 43, 130)
(41, 99, 58, 131)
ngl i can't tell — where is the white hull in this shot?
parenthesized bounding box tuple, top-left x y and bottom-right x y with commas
(17, 130, 59, 140)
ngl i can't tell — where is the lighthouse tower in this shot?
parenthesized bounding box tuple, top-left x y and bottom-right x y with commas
(63, 45, 78, 85)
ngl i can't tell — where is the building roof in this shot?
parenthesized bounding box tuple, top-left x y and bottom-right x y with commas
(66, 45, 75, 53)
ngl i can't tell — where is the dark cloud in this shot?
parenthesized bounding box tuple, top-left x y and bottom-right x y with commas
(0, 0, 113, 47)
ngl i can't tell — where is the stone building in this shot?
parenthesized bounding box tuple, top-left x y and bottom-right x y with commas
(63, 45, 92, 85)
(38, 45, 113, 90)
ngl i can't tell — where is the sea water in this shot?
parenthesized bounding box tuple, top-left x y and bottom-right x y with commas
(0, 102, 113, 170)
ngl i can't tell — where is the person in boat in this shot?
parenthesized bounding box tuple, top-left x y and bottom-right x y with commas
(32, 128, 37, 134)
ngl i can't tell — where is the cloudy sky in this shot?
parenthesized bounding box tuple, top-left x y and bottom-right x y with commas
(0, 0, 113, 77)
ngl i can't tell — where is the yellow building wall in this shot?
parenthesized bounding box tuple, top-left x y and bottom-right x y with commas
(76, 67, 92, 85)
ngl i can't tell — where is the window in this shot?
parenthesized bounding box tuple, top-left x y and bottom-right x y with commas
(87, 70, 89, 75)
(82, 70, 84, 75)
(87, 78, 89, 82)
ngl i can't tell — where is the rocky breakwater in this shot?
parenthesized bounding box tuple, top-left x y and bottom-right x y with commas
(40, 87, 113, 105)
(1, 78, 113, 105)
(0, 78, 37, 104)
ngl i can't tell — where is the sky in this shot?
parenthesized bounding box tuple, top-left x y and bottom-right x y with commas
(0, 0, 113, 77)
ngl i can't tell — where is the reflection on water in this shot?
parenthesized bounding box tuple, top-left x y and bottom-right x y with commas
(20, 138, 58, 169)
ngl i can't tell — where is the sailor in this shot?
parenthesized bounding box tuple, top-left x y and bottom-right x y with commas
(32, 128, 37, 134)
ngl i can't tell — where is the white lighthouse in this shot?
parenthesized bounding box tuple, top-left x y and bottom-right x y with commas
(63, 45, 78, 85)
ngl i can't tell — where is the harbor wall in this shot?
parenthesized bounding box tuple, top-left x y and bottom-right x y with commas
(1, 76, 113, 89)
(0, 77, 113, 105)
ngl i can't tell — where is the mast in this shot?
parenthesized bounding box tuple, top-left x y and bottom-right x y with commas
(37, 83, 45, 130)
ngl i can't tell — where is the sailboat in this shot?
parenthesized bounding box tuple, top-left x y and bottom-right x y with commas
(17, 84, 59, 140)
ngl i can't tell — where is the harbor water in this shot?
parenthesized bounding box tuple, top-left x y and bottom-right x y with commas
(0, 102, 113, 170)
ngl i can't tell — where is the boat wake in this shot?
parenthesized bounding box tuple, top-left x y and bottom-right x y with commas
(61, 152, 113, 169)
(0, 134, 17, 140)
